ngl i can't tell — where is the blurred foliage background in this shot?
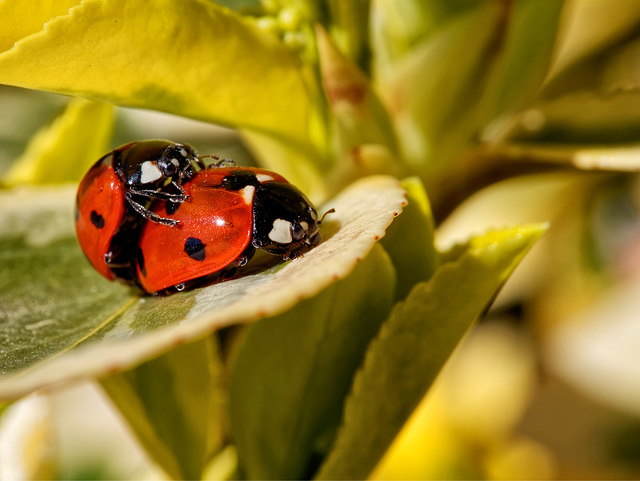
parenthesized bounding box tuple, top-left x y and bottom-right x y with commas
(2, 0, 640, 479)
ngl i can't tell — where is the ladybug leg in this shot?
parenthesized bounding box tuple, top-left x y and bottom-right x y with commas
(126, 193, 179, 227)
(130, 188, 188, 202)
(283, 244, 306, 261)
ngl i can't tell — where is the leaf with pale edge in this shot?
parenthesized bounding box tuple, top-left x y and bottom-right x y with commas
(0, 176, 406, 401)
(315, 224, 547, 480)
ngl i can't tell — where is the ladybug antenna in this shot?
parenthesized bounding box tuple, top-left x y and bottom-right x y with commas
(318, 208, 335, 224)
(198, 154, 219, 161)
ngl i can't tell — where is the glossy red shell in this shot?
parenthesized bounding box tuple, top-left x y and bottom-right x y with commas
(75, 154, 124, 280)
(136, 167, 287, 293)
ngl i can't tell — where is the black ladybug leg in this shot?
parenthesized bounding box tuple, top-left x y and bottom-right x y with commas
(131, 188, 187, 202)
(126, 193, 179, 227)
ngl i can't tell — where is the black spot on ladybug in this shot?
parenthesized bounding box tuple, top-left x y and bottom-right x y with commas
(166, 200, 181, 215)
(222, 171, 258, 190)
(184, 237, 206, 261)
(90, 210, 105, 229)
(136, 247, 147, 277)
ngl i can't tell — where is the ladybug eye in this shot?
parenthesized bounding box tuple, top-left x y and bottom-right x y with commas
(158, 158, 179, 177)
(291, 222, 305, 241)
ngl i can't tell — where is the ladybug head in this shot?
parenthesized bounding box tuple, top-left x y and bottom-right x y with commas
(120, 141, 204, 189)
(157, 143, 204, 184)
(251, 182, 322, 257)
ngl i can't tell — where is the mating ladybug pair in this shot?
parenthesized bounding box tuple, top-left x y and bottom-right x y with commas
(75, 140, 324, 294)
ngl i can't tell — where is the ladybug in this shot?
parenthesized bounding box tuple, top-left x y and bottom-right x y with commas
(75, 140, 206, 282)
(135, 166, 323, 294)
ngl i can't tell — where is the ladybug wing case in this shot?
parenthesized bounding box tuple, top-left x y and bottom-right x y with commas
(75, 154, 127, 280)
(136, 169, 254, 293)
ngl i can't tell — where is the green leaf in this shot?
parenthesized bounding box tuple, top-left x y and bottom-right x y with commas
(228, 244, 396, 480)
(100, 336, 225, 480)
(371, 0, 479, 71)
(315, 224, 547, 480)
(381, 177, 438, 300)
(325, 0, 371, 69)
(3, 98, 114, 186)
(0, 0, 313, 145)
(0, 176, 405, 401)
(505, 32, 640, 146)
(377, 1, 563, 175)
(478, 0, 565, 121)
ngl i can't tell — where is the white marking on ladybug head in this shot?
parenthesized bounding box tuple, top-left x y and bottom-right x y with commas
(180, 148, 188, 157)
(269, 219, 293, 244)
(256, 173, 274, 183)
(300, 221, 309, 231)
(170, 158, 180, 168)
(240, 185, 255, 205)
(140, 161, 163, 184)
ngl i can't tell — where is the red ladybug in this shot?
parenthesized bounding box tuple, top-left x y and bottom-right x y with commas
(75, 140, 205, 282)
(136, 167, 323, 294)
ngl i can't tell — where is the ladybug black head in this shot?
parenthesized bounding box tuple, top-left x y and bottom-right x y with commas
(157, 143, 204, 183)
(118, 140, 204, 189)
(251, 182, 321, 257)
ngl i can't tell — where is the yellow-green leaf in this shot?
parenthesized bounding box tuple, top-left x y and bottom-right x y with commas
(0, 0, 313, 145)
(3, 98, 114, 186)
(315, 224, 547, 480)
(100, 337, 225, 480)
(381, 177, 438, 300)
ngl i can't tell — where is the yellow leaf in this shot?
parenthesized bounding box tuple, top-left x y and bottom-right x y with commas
(3, 98, 114, 186)
(0, 0, 313, 145)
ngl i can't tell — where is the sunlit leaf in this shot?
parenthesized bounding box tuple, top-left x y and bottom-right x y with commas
(315, 224, 547, 480)
(100, 337, 225, 480)
(0, 0, 80, 53)
(0, 0, 313, 145)
(229, 244, 396, 480)
(3, 98, 114, 186)
(0, 176, 406, 401)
